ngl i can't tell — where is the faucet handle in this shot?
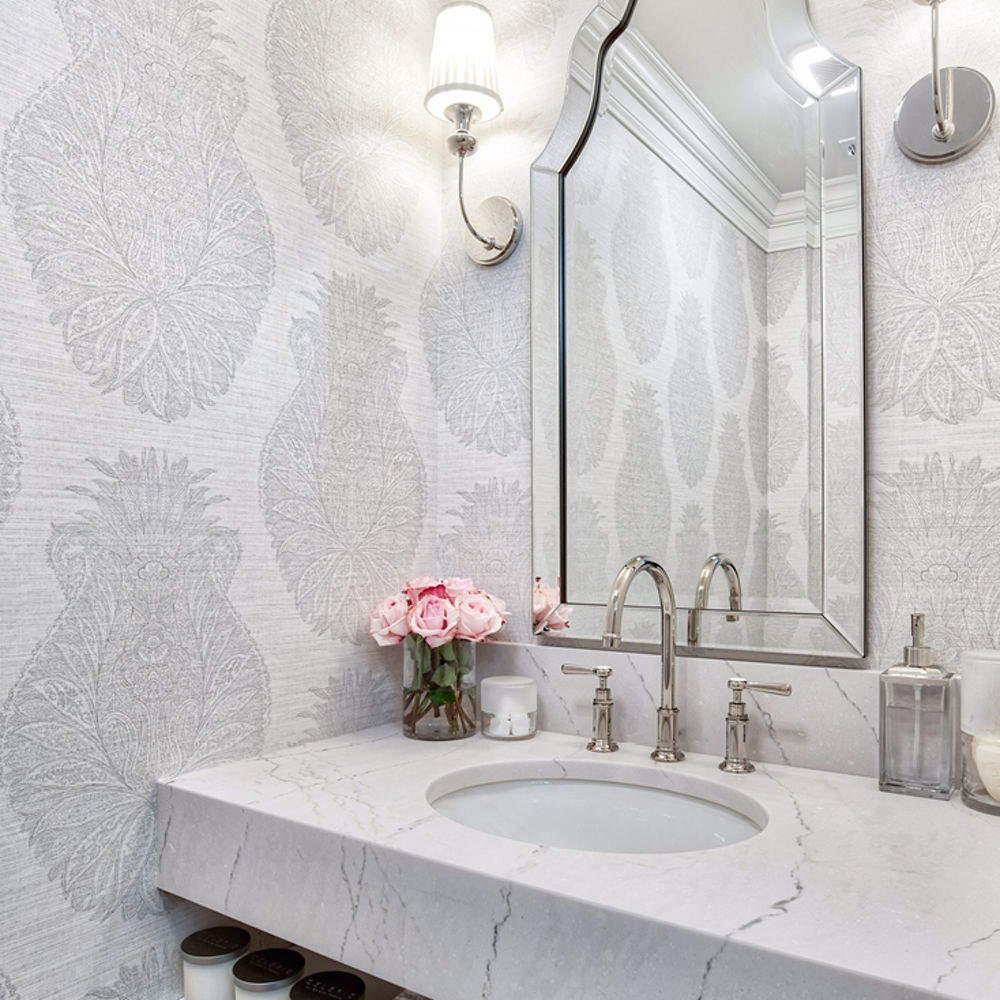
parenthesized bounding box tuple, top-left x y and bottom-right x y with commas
(562, 664, 612, 682)
(561, 664, 618, 753)
(727, 677, 792, 698)
(720, 676, 792, 774)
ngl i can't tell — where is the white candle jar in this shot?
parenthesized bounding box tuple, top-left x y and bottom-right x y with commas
(959, 648, 1000, 814)
(232, 949, 306, 1000)
(480, 676, 537, 740)
(180, 925, 251, 1000)
(289, 970, 366, 1000)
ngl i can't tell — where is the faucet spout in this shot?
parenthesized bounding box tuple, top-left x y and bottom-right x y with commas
(687, 553, 742, 646)
(602, 555, 684, 763)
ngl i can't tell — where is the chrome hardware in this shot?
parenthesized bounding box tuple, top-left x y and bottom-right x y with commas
(903, 612, 935, 668)
(561, 664, 618, 753)
(687, 553, 742, 646)
(719, 677, 792, 774)
(603, 556, 683, 763)
(894, 0, 995, 163)
(446, 104, 522, 265)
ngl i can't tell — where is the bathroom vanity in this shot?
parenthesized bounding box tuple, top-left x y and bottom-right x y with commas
(156, 726, 1000, 1000)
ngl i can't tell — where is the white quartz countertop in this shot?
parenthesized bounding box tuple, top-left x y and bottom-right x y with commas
(156, 726, 1000, 1000)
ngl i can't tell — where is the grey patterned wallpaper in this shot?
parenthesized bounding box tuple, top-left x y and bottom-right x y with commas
(563, 112, 818, 613)
(2, 0, 1000, 998)
(0, 0, 442, 995)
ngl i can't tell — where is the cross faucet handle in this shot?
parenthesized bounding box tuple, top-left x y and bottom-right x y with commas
(561, 664, 618, 753)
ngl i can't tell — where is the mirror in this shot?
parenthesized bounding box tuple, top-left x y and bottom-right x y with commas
(531, 0, 864, 664)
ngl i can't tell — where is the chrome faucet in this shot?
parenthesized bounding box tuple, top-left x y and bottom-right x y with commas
(687, 553, 742, 646)
(603, 555, 683, 763)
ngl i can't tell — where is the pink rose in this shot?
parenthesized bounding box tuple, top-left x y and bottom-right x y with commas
(455, 592, 506, 642)
(533, 580, 559, 622)
(542, 602, 571, 632)
(408, 593, 458, 648)
(369, 592, 411, 646)
(443, 577, 476, 601)
(533, 579, 571, 634)
(405, 575, 446, 601)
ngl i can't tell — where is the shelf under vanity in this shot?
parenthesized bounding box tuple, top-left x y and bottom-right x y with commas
(156, 726, 1000, 1000)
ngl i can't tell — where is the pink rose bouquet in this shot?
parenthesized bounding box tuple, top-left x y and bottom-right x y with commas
(533, 577, 571, 634)
(369, 576, 507, 739)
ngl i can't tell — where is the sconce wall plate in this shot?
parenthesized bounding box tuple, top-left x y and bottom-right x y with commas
(895, 0, 996, 163)
(465, 195, 523, 266)
(895, 67, 995, 163)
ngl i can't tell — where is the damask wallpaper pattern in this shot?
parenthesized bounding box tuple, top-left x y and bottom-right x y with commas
(4, 450, 269, 921)
(0, 0, 442, 995)
(4, 0, 274, 422)
(260, 272, 427, 644)
(2, 0, 1000, 998)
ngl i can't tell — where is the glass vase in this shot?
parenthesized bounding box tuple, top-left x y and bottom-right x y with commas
(402, 635, 477, 740)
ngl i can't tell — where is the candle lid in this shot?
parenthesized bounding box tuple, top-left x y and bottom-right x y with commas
(290, 970, 366, 999)
(232, 949, 306, 991)
(180, 926, 251, 966)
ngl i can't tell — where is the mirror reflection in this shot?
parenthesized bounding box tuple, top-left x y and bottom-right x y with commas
(532, 0, 865, 662)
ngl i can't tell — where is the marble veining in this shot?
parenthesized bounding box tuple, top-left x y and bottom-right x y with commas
(476, 641, 881, 777)
(158, 726, 1000, 1000)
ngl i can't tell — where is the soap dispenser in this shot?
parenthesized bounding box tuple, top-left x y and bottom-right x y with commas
(879, 613, 958, 799)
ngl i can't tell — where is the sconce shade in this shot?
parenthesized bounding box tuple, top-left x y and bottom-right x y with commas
(425, 1, 503, 123)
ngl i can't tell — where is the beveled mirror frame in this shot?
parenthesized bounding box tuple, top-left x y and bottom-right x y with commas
(530, 0, 867, 665)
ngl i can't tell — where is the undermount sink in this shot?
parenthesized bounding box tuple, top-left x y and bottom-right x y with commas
(426, 759, 766, 854)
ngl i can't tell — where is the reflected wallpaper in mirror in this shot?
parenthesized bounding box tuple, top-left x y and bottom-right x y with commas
(532, 0, 865, 662)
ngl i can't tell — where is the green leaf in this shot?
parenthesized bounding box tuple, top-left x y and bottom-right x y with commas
(431, 661, 457, 688)
(429, 688, 456, 706)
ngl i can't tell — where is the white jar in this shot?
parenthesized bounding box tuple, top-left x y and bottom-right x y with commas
(290, 970, 366, 1000)
(232, 949, 306, 1000)
(181, 926, 251, 1000)
(959, 648, 1000, 813)
(480, 676, 537, 739)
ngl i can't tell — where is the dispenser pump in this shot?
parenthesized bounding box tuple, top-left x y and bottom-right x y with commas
(879, 611, 957, 799)
(902, 613, 936, 668)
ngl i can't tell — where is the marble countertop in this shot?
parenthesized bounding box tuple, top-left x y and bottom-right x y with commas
(156, 726, 1000, 1000)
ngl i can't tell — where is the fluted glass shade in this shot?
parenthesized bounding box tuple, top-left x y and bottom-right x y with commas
(425, 1, 503, 123)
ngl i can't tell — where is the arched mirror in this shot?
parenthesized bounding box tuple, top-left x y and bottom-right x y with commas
(531, 0, 864, 664)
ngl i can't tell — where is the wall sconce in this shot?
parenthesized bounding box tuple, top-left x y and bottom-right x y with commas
(894, 0, 995, 163)
(425, 1, 522, 266)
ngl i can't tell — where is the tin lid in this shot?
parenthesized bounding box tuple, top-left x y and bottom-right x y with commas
(289, 970, 366, 1000)
(180, 926, 252, 966)
(232, 949, 306, 991)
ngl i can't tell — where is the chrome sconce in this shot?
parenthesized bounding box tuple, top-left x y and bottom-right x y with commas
(425, 1, 522, 265)
(894, 0, 995, 163)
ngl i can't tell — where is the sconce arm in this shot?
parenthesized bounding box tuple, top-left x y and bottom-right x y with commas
(458, 154, 501, 251)
(442, 103, 523, 266)
(928, 1, 955, 141)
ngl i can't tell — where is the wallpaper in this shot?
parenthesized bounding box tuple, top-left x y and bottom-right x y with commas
(2, 0, 1000, 997)
(563, 111, 815, 614)
(0, 0, 441, 995)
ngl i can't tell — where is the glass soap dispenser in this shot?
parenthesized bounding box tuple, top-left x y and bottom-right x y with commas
(879, 613, 958, 799)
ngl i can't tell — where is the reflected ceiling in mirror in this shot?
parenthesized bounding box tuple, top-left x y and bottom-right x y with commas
(531, 0, 865, 663)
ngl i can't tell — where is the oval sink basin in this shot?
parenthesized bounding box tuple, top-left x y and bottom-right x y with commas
(426, 761, 765, 854)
